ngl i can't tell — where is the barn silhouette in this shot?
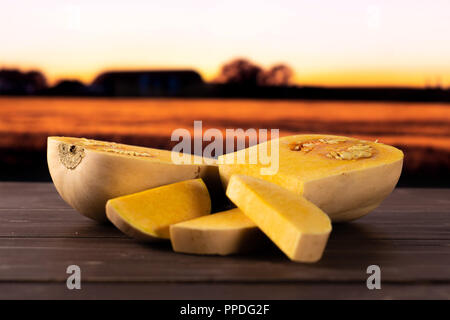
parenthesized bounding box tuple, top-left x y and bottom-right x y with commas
(91, 70, 204, 96)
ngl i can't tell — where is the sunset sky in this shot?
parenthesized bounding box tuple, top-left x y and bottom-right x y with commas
(1, 0, 449, 87)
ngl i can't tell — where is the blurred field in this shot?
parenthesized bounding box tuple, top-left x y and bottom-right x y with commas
(0, 97, 449, 186)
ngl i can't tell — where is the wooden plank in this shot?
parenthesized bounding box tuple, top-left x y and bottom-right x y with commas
(366, 188, 450, 213)
(0, 282, 448, 300)
(0, 209, 124, 238)
(0, 237, 448, 283)
(0, 182, 69, 210)
(0, 208, 448, 240)
(331, 214, 450, 240)
(1, 183, 450, 213)
(0, 210, 448, 243)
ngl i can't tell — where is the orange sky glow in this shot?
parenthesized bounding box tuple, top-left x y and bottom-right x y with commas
(1, 0, 449, 87)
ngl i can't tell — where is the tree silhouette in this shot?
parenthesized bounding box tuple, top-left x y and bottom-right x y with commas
(258, 64, 293, 86)
(214, 58, 263, 86)
(215, 58, 294, 87)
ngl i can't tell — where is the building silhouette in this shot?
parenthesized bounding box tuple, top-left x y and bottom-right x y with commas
(91, 70, 204, 96)
(0, 69, 47, 94)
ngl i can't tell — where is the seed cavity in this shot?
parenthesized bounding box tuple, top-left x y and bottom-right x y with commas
(326, 143, 374, 160)
(318, 138, 347, 144)
(58, 143, 85, 169)
(289, 137, 374, 160)
(80, 138, 153, 158)
(100, 148, 153, 157)
(289, 138, 347, 152)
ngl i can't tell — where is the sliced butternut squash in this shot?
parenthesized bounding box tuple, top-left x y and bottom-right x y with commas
(170, 208, 264, 255)
(226, 174, 332, 263)
(47, 136, 220, 222)
(219, 134, 403, 222)
(106, 179, 211, 241)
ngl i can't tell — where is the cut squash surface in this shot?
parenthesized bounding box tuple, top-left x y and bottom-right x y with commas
(173, 208, 255, 230)
(170, 208, 264, 255)
(106, 179, 211, 241)
(47, 136, 220, 222)
(226, 174, 331, 262)
(219, 134, 403, 221)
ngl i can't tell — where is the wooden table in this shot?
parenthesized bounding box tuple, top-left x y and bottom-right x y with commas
(0, 182, 449, 300)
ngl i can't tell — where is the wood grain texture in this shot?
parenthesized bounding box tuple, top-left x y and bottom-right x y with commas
(0, 182, 449, 299)
(1, 282, 449, 300)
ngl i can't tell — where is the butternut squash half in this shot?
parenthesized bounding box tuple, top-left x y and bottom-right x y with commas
(47, 136, 219, 222)
(219, 134, 403, 222)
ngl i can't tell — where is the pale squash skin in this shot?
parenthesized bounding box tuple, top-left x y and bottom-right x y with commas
(218, 134, 404, 222)
(47, 136, 220, 222)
